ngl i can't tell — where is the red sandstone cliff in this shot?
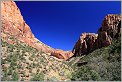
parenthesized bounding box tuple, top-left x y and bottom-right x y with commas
(72, 14, 121, 56)
(1, 1, 53, 52)
(72, 33, 98, 56)
(97, 14, 121, 48)
(1, 1, 73, 60)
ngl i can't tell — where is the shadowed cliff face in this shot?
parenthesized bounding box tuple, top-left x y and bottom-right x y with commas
(1, 1, 73, 60)
(72, 14, 121, 56)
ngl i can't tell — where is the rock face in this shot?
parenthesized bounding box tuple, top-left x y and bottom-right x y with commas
(73, 14, 121, 56)
(72, 33, 98, 56)
(97, 14, 121, 48)
(51, 49, 74, 60)
(1, 1, 73, 60)
(1, 1, 53, 52)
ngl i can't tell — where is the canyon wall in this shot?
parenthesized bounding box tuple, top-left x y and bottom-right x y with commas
(1, 1, 73, 60)
(72, 14, 121, 56)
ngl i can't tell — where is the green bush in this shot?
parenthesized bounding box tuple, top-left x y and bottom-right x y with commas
(71, 66, 101, 81)
(7, 44, 14, 52)
(49, 76, 58, 81)
(20, 77, 24, 81)
(7, 67, 13, 75)
(17, 63, 22, 69)
(30, 73, 44, 81)
(1, 40, 8, 47)
(12, 72, 19, 81)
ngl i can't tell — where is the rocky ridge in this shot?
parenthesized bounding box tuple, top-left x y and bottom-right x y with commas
(1, 39, 73, 81)
(72, 14, 121, 56)
(1, 1, 73, 60)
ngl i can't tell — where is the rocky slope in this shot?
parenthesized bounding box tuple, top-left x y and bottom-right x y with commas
(72, 14, 121, 56)
(70, 36, 121, 81)
(1, 38, 73, 81)
(1, 1, 73, 60)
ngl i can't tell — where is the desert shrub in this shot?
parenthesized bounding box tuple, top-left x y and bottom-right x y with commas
(2, 68, 19, 81)
(31, 54, 36, 58)
(29, 56, 33, 61)
(1, 40, 7, 47)
(25, 46, 33, 52)
(1, 74, 10, 81)
(59, 71, 64, 76)
(5, 52, 18, 70)
(20, 77, 24, 81)
(11, 72, 19, 81)
(71, 66, 101, 81)
(32, 63, 36, 68)
(1, 59, 7, 64)
(37, 41, 40, 43)
(7, 44, 14, 52)
(21, 50, 26, 54)
(30, 72, 44, 81)
(17, 63, 22, 69)
(9, 36, 15, 40)
(19, 71, 24, 75)
(7, 67, 13, 75)
(49, 76, 58, 81)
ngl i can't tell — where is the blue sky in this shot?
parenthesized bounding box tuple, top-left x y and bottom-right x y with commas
(15, 1, 121, 51)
